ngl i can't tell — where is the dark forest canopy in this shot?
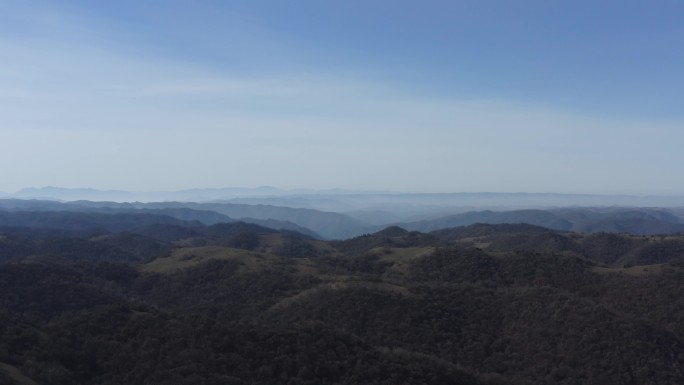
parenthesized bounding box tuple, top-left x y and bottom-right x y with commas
(1, 204, 684, 384)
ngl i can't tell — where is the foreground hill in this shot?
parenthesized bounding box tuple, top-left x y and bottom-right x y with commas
(432, 223, 684, 267)
(3, 219, 684, 384)
(0, 209, 335, 268)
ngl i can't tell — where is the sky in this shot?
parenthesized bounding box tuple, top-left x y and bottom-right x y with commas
(1, 0, 683, 195)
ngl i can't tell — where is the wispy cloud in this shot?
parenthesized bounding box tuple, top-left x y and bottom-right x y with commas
(0, 1, 682, 194)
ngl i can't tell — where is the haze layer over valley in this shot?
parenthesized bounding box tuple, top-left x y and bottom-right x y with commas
(3, 186, 684, 239)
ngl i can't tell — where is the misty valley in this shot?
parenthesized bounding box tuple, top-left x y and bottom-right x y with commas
(1, 195, 684, 384)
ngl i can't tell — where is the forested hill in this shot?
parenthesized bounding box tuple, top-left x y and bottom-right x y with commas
(4, 199, 684, 240)
(0, 201, 323, 239)
(2, 220, 684, 384)
(399, 207, 684, 235)
(0, 200, 363, 239)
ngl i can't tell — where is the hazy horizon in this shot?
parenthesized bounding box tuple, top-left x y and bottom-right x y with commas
(5, 185, 684, 197)
(2, 1, 683, 195)
(5, 185, 684, 213)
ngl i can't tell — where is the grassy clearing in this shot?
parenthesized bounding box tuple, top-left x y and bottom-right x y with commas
(268, 280, 414, 313)
(375, 246, 435, 263)
(453, 236, 492, 249)
(374, 246, 434, 280)
(138, 246, 280, 274)
(289, 258, 319, 276)
(139, 246, 330, 277)
(263, 246, 428, 312)
(257, 234, 341, 257)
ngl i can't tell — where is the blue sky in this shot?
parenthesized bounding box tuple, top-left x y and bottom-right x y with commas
(1, 0, 683, 194)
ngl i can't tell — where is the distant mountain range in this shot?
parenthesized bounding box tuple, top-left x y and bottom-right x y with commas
(2, 197, 684, 239)
(9, 186, 684, 208)
(397, 207, 684, 235)
(9, 186, 393, 203)
(0, 200, 324, 239)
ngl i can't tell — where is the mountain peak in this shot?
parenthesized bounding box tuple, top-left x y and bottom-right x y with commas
(374, 225, 409, 237)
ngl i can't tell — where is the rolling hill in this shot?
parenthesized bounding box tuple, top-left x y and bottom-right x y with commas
(3, 221, 684, 384)
(401, 207, 684, 235)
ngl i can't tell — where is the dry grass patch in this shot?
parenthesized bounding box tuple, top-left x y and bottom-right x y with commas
(374, 246, 434, 280)
(138, 246, 280, 274)
(268, 280, 413, 312)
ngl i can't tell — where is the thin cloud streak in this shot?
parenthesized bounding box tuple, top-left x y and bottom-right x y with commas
(0, 1, 682, 194)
